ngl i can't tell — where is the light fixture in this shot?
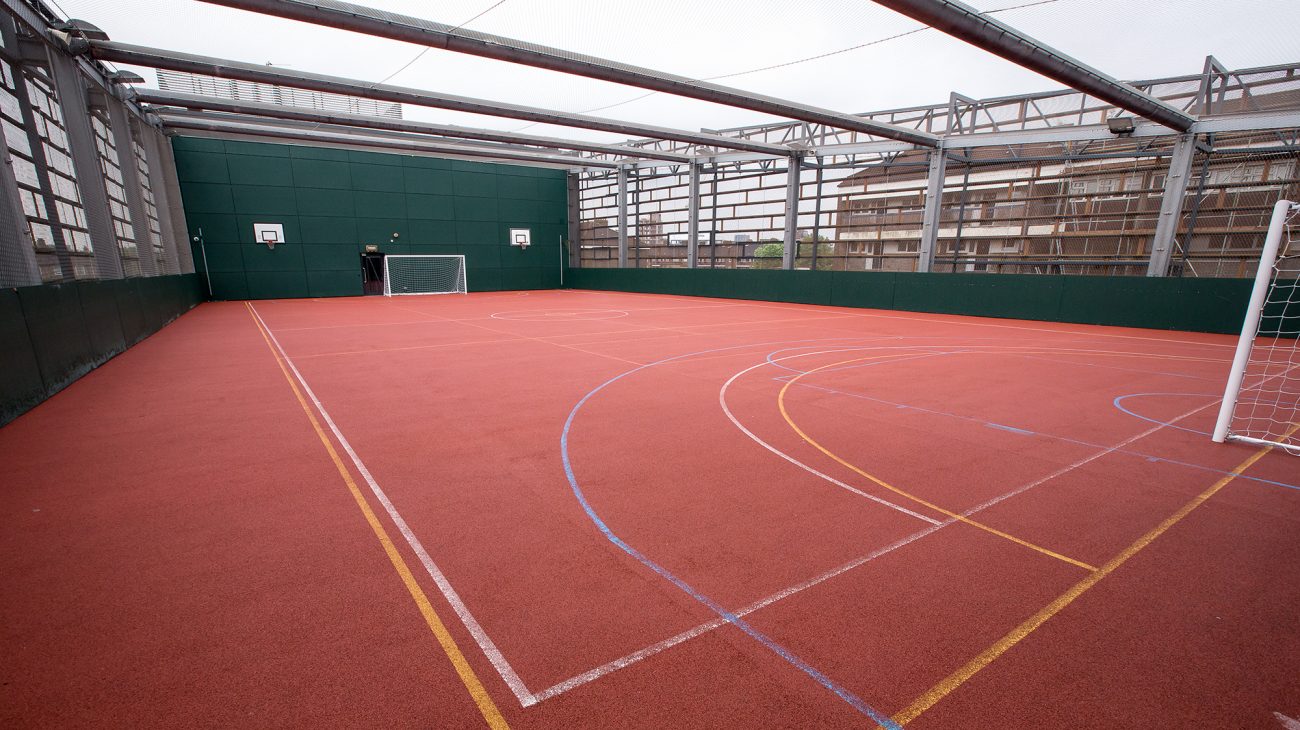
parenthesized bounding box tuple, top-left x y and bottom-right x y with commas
(1107, 116, 1136, 136)
(109, 71, 146, 85)
(56, 19, 109, 41)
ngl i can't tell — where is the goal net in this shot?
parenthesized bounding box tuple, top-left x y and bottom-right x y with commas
(383, 255, 467, 296)
(1212, 199, 1300, 454)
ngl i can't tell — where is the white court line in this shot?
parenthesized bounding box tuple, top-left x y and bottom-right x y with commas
(248, 306, 1249, 708)
(489, 309, 630, 321)
(532, 368, 1222, 702)
(559, 289, 1240, 351)
(722, 348, 945, 526)
(248, 304, 539, 707)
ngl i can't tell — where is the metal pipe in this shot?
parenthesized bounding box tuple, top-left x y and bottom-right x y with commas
(943, 258, 1149, 266)
(137, 88, 692, 162)
(871, 0, 1195, 131)
(197, 0, 941, 146)
(160, 108, 606, 159)
(87, 41, 790, 156)
(159, 116, 619, 168)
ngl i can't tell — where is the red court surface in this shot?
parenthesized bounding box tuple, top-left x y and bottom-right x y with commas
(3, 289, 1298, 729)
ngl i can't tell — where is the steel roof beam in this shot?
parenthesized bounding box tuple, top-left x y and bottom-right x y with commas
(157, 109, 606, 159)
(196, 0, 940, 147)
(159, 115, 619, 168)
(85, 41, 790, 156)
(135, 88, 690, 162)
(871, 0, 1195, 131)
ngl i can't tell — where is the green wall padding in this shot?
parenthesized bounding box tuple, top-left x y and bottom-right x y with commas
(172, 137, 568, 299)
(0, 288, 45, 424)
(565, 268, 1282, 335)
(0, 274, 204, 427)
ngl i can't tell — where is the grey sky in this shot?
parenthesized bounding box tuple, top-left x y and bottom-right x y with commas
(53, 0, 1300, 143)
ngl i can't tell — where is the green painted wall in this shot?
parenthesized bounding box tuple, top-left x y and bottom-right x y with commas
(0, 274, 203, 427)
(565, 268, 1293, 335)
(172, 137, 568, 299)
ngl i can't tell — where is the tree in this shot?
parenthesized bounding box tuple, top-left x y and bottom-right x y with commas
(752, 242, 784, 269)
(752, 236, 836, 270)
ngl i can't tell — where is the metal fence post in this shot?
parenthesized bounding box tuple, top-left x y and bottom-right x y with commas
(1147, 133, 1197, 277)
(782, 154, 800, 270)
(566, 171, 580, 268)
(687, 162, 700, 268)
(616, 165, 628, 268)
(918, 148, 947, 273)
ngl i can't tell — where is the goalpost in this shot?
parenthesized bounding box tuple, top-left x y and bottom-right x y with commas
(383, 255, 467, 296)
(1212, 199, 1300, 454)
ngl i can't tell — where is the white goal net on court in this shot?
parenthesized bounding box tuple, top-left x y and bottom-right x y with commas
(1213, 199, 1300, 454)
(383, 255, 467, 296)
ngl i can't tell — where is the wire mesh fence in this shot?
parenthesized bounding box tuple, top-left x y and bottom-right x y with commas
(0, 13, 191, 289)
(578, 61, 1300, 276)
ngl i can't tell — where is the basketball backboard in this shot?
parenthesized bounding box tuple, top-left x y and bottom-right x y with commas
(253, 223, 285, 249)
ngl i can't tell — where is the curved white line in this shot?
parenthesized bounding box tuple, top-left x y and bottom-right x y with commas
(535, 347, 1223, 702)
(718, 347, 943, 526)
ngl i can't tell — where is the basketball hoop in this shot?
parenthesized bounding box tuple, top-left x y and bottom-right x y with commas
(254, 222, 285, 251)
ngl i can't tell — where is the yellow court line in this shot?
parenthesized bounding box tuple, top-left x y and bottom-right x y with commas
(244, 303, 510, 730)
(888, 423, 1298, 727)
(778, 354, 1099, 572)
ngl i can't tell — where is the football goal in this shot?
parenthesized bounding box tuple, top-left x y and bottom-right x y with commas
(1212, 199, 1300, 454)
(383, 255, 467, 296)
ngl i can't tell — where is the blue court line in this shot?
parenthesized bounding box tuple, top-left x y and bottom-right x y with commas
(761, 346, 1298, 492)
(1014, 353, 1219, 382)
(560, 338, 902, 728)
(785, 379, 1300, 493)
(1112, 393, 1213, 437)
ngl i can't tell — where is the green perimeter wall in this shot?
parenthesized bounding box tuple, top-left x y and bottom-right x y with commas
(566, 267, 1296, 336)
(1, 274, 204, 427)
(171, 136, 568, 299)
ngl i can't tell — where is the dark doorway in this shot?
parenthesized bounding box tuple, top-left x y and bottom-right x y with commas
(361, 253, 386, 295)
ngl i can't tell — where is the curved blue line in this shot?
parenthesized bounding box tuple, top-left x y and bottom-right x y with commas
(560, 338, 901, 728)
(1113, 393, 1215, 437)
(795, 380, 1300, 492)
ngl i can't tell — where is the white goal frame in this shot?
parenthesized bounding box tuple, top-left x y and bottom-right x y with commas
(1211, 198, 1300, 453)
(382, 254, 467, 296)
